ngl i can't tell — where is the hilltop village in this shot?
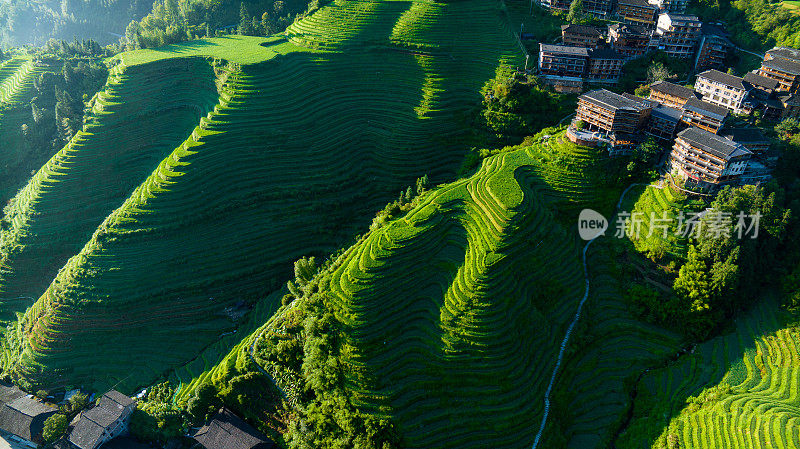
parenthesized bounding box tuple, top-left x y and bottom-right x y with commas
(562, 47, 800, 190)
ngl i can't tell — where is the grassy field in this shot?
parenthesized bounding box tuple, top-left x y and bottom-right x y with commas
(1, 0, 524, 392)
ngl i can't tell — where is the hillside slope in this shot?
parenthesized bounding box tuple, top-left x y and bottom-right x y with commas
(618, 299, 800, 449)
(0, 57, 221, 319)
(1, 0, 523, 392)
(177, 133, 628, 448)
(0, 56, 59, 204)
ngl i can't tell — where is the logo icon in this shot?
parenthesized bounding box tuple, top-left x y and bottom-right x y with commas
(578, 209, 608, 241)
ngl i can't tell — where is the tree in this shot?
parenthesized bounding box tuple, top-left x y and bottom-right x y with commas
(42, 414, 69, 443)
(567, 0, 589, 24)
(634, 84, 650, 98)
(647, 61, 673, 84)
(238, 2, 251, 35)
(187, 382, 219, 423)
(776, 117, 800, 141)
(673, 246, 711, 313)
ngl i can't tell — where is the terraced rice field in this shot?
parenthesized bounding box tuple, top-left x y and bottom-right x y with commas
(180, 132, 628, 448)
(781, 0, 800, 15)
(1, 0, 523, 392)
(549, 240, 683, 448)
(0, 56, 59, 203)
(618, 299, 800, 448)
(0, 57, 221, 320)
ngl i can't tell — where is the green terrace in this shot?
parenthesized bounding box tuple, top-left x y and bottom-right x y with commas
(0, 0, 524, 393)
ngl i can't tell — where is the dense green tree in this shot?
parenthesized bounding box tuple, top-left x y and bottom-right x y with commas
(567, 0, 590, 24)
(42, 413, 69, 443)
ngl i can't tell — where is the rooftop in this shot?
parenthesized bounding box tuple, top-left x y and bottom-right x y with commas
(697, 69, 748, 90)
(744, 71, 779, 91)
(761, 57, 800, 76)
(649, 80, 697, 100)
(69, 390, 135, 449)
(589, 47, 624, 59)
(0, 395, 57, 442)
(720, 128, 770, 144)
(0, 384, 25, 405)
(701, 23, 729, 39)
(677, 127, 751, 160)
(539, 43, 590, 57)
(652, 104, 683, 121)
(580, 89, 651, 112)
(661, 13, 701, 22)
(561, 24, 601, 37)
(191, 408, 277, 449)
(683, 97, 729, 120)
(767, 46, 800, 63)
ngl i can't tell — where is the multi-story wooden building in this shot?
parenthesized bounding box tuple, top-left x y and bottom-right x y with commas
(694, 69, 751, 113)
(694, 24, 733, 71)
(561, 24, 602, 48)
(778, 93, 800, 119)
(583, 0, 615, 18)
(538, 43, 590, 92)
(587, 48, 625, 83)
(648, 103, 684, 141)
(744, 71, 779, 99)
(671, 127, 752, 187)
(653, 13, 701, 59)
(607, 23, 651, 59)
(680, 96, 728, 134)
(539, 44, 589, 78)
(575, 89, 652, 135)
(648, 80, 697, 108)
(617, 0, 659, 29)
(758, 53, 800, 94)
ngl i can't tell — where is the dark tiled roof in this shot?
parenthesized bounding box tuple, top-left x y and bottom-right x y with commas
(677, 127, 751, 160)
(744, 72, 779, 91)
(539, 43, 590, 57)
(68, 390, 135, 449)
(701, 23, 729, 38)
(662, 13, 700, 22)
(649, 80, 697, 100)
(652, 104, 683, 121)
(761, 57, 800, 76)
(683, 97, 729, 120)
(720, 128, 770, 144)
(590, 47, 624, 59)
(580, 89, 651, 112)
(192, 408, 277, 449)
(0, 395, 57, 442)
(561, 24, 601, 37)
(767, 46, 800, 63)
(697, 69, 748, 90)
(0, 384, 25, 405)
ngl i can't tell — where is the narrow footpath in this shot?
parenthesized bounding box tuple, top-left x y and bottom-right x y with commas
(531, 182, 654, 448)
